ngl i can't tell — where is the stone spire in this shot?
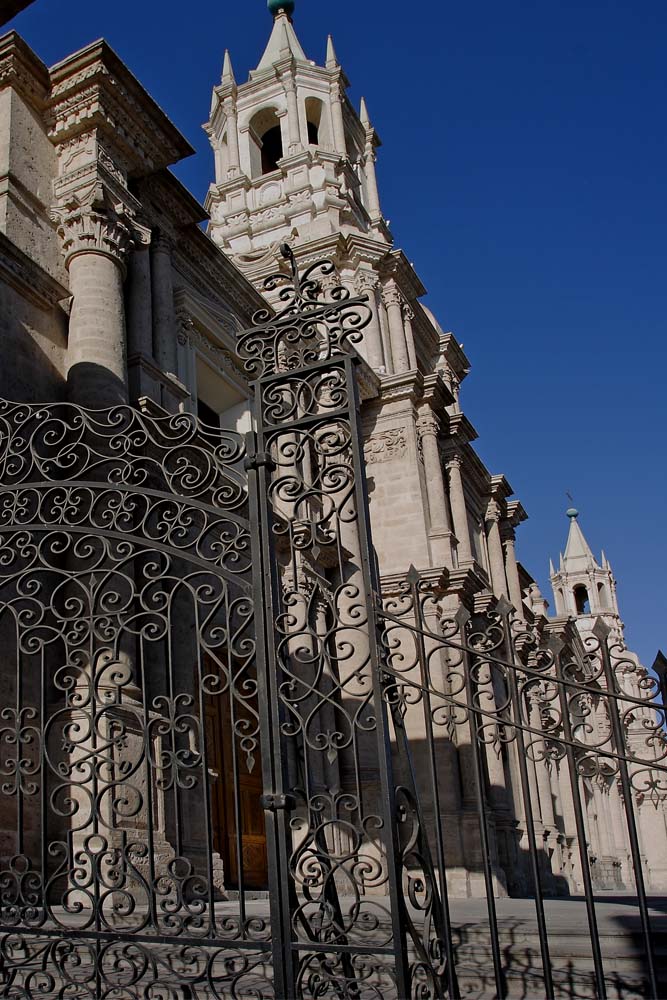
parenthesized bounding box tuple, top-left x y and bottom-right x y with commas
(326, 35, 338, 69)
(561, 507, 597, 573)
(221, 49, 235, 85)
(254, 5, 307, 75)
(549, 507, 622, 636)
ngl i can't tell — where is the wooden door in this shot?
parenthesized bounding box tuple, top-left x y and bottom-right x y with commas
(205, 690, 268, 889)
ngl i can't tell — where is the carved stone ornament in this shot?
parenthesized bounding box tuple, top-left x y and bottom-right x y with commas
(363, 427, 407, 465)
(52, 183, 134, 270)
(381, 281, 403, 310)
(416, 410, 440, 440)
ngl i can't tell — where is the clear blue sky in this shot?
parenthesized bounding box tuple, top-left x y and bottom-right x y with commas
(7, 0, 666, 665)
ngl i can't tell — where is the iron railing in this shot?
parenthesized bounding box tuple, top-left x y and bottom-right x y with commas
(0, 247, 664, 998)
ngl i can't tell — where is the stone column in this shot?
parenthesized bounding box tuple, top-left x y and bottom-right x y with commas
(363, 147, 381, 220)
(282, 75, 301, 154)
(53, 186, 132, 408)
(224, 97, 241, 176)
(126, 231, 153, 359)
(381, 280, 410, 374)
(486, 500, 508, 599)
(402, 304, 418, 371)
(151, 233, 178, 376)
(502, 526, 525, 618)
(446, 453, 473, 564)
(330, 83, 347, 156)
(355, 271, 384, 371)
(416, 407, 454, 568)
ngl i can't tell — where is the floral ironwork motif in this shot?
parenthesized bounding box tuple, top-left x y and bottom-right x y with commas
(235, 244, 372, 378)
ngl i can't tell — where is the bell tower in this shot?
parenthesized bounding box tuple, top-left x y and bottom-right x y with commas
(205, 0, 389, 257)
(549, 507, 623, 641)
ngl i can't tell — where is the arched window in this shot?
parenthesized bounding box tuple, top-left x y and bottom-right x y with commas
(248, 109, 284, 177)
(305, 97, 326, 147)
(574, 585, 590, 615)
(261, 125, 283, 174)
(597, 582, 609, 608)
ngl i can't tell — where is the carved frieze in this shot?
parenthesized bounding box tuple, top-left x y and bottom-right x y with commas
(363, 427, 407, 465)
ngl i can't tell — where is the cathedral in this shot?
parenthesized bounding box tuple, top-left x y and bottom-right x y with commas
(0, 1, 665, 997)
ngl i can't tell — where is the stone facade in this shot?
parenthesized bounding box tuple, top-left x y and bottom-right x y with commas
(0, 5, 665, 901)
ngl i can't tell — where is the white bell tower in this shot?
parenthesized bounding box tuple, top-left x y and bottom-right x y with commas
(204, 0, 390, 258)
(549, 507, 623, 641)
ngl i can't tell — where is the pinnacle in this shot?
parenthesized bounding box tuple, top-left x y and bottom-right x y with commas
(326, 35, 338, 69)
(221, 49, 235, 84)
(360, 96, 371, 127)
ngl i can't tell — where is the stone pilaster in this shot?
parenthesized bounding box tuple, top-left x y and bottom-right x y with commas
(446, 453, 473, 565)
(403, 303, 417, 371)
(282, 74, 301, 154)
(151, 232, 178, 376)
(416, 407, 454, 569)
(224, 97, 241, 176)
(355, 270, 384, 371)
(126, 224, 153, 359)
(501, 525, 524, 618)
(382, 280, 409, 374)
(485, 499, 508, 599)
(329, 81, 347, 157)
(363, 147, 381, 221)
(53, 184, 133, 408)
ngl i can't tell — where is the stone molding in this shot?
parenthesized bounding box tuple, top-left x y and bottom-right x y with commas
(46, 40, 193, 177)
(0, 31, 49, 108)
(363, 427, 407, 465)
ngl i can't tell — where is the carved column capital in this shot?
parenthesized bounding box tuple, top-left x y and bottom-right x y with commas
(500, 521, 517, 545)
(445, 452, 463, 472)
(52, 183, 134, 272)
(402, 302, 415, 322)
(416, 407, 440, 440)
(485, 499, 502, 524)
(355, 270, 379, 294)
(381, 281, 403, 310)
(151, 230, 174, 256)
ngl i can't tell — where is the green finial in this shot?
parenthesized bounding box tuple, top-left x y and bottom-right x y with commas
(268, 0, 295, 16)
(566, 507, 579, 520)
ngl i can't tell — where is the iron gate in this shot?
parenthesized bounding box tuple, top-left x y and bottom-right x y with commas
(0, 247, 665, 999)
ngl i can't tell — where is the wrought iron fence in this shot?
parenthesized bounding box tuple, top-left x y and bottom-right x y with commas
(379, 571, 667, 999)
(0, 246, 664, 999)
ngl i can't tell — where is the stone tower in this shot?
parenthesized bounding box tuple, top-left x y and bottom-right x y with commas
(549, 508, 622, 642)
(204, 0, 420, 381)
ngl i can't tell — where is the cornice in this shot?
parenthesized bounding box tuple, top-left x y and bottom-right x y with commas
(378, 369, 424, 405)
(422, 372, 455, 412)
(46, 39, 193, 177)
(173, 227, 267, 323)
(446, 411, 479, 445)
(380, 248, 427, 300)
(506, 499, 528, 528)
(0, 230, 69, 309)
(135, 170, 208, 233)
(0, 31, 49, 108)
(438, 332, 471, 380)
(490, 473, 514, 502)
